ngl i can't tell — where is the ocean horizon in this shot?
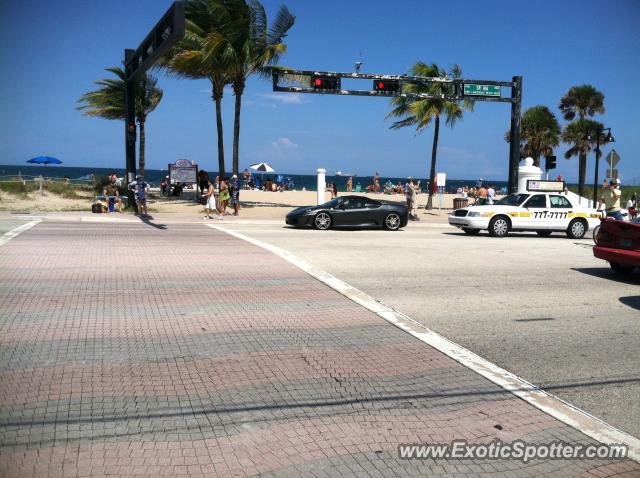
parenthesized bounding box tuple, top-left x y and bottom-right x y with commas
(0, 164, 518, 193)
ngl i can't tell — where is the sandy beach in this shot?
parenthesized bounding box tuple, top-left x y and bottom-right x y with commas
(0, 187, 464, 219)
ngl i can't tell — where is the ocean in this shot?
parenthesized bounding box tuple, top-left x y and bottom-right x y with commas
(0, 164, 509, 193)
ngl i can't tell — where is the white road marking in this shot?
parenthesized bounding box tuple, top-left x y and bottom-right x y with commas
(208, 223, 640, 463)
(0, 219, 42, 247)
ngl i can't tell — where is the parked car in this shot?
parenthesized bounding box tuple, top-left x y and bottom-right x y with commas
(286, 195, 408, 230)
(593, 217, 640, 274)
(448, 193, 601, 238)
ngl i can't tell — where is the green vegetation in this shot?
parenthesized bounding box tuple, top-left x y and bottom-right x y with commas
(77, 67, 163, 177)
(162, 0, 295, 176)
(506, 106, 561, 168)
(386, 62, 473, 209)
(559, 85, 608, 200)
(0, 180, 33, 195)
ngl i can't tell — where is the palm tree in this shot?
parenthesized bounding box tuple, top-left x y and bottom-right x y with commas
(505, 106, 560, 167)
(562, 118, 610, 201)
(77, 67, 162, 177)
(207, 0, 295, 175)
(559, 85, 605, 199)
(160, 0, 231, 177)
(386, 62, 473, 209)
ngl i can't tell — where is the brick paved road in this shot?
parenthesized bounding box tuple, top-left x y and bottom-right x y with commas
(0, 221, 638, 477)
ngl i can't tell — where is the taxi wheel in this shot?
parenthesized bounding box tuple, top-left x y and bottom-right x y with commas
(536, 231, 552, 237)
(488, 216, 510, 238)
(462, 228, 480, 235)
(566, 219, 587, 239)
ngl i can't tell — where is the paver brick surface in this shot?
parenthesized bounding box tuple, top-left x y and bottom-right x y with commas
(0, 221, 637, 477)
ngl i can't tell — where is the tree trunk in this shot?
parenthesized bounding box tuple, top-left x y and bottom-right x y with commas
(426, 115, 440, 210)
(232, 81, 244, 176)
(578, 151, 586, 201)
(138, 121, 145, 178)
(214, 95, 225, 178)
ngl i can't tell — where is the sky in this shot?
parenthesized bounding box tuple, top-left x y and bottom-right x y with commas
(0, 0, 639, 183)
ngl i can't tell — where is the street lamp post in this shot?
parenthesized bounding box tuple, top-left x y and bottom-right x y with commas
(587, 127, 614, 206)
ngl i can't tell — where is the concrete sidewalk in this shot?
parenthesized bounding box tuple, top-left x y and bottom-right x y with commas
(0, 221, 637, 477)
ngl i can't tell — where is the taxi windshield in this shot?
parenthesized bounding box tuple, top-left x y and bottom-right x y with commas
(495, 194, 530, 206)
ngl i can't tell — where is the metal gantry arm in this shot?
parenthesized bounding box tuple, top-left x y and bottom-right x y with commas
(272, 68, 523, 192)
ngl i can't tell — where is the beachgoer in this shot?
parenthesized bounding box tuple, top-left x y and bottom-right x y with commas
(129, 175, 150, 216)
(374, 172, 380, 193)
(598, 179, 623, 220)
(346, 177, 353, 192)
(487, 184, 496, 205)
(160, 177, 168, 197)
(218, 177, 230, 218)
(203, 179, 216, 219)
(626, 193, 637, 220)
(104, 175, 123, 213)
(410, 181, 419, 219)
(198, 170, 209, 196)
(405, 177, 414, 215)
(230, 174, 240, 216)
(476, 184, 488, 205)
(332, 183, 338, 198)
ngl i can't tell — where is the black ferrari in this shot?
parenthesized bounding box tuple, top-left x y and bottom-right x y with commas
(285, 195, 408, 230)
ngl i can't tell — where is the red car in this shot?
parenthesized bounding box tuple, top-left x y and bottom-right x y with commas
(593, 217, 640, 274)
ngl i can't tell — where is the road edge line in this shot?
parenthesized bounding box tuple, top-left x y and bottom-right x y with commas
(207, 223, 640, 463)
(0, 219, 42, 247)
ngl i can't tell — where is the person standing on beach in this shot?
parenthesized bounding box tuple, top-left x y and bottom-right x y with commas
(230, 174, 240, 216)
(405, 178, 414, 215)
(346, 177, 353, 192)
(487, 184, 496, 205)
(374, 172, 380, 193)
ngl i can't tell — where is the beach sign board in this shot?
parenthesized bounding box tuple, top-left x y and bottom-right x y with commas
(169, 159, 198, 184)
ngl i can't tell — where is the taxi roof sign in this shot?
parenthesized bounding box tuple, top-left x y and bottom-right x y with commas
(527, 180, 565, 192)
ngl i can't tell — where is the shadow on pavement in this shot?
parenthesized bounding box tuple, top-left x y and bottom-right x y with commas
(619, 296, 640, 311)
(5, 376, 639, 430)
(572, 267, 640, 285)
(140, 216, 167, 230)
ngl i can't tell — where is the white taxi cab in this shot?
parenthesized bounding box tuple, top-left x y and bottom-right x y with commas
(448, 192, 601, 238)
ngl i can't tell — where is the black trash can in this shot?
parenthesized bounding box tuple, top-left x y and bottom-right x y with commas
(453, 198, 468, 210)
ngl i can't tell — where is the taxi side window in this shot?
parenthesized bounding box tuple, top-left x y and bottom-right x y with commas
(550, 195, 572, 208)
(524, 194, 547, 208)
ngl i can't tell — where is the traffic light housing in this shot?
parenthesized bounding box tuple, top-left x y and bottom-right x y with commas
(373, 79, 400, 93)
(545, 155, 557, 171)
(311, 75, 340, 90)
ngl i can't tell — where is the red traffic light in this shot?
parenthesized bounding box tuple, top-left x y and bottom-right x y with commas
(311, 75, 339, 90)
(373, 79, 400, 93)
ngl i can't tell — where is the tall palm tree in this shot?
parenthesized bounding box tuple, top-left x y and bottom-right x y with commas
(386, 62, 473, 209)
(77, 67, 163, 177)
(559, 85, 605, 198)
(160, 0, 231, 177)
(208, 0, 295, 175)
(562, 118, 610, 198)
(505, 105, 560, 167)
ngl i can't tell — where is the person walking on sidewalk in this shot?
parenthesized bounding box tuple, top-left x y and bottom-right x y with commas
(230, 174, 240, 216)
(203, 179, 216, 219)
(218, 177, 230, 219)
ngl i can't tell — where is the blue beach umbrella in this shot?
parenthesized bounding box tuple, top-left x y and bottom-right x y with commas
(27, 156, 62, 167)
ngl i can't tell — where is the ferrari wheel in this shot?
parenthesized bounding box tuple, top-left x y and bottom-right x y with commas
(384, 213, 401, 231)
(314, 212, 332, 230)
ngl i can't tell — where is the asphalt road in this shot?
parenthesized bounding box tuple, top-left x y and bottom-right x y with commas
(219, 219, 640, 439)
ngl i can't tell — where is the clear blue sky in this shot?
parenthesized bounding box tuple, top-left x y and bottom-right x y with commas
(1, 0, 639, 182)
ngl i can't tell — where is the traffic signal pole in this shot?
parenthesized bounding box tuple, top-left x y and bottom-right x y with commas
(272, 69, 523, 192)
(124, 49, 137, 187)
(508, 76, 522, 193)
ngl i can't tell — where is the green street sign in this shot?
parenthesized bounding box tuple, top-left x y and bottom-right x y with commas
(463, 84, 501, 97)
